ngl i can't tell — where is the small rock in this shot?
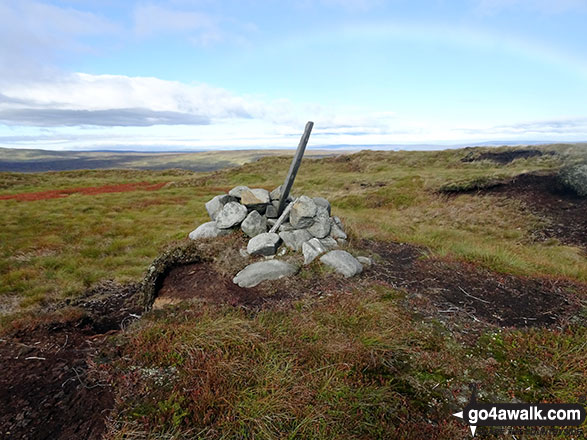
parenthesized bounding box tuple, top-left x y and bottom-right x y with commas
(313, 197, 331, 215)
(290, 195, 317, 228)
(241, 210, 267, 237)
(240, 188, 270, 206)
(205, 194, 235, 220)
(270, 185, 283, 200)
(233, 260, 299, 288)
(228, 185, 250, 199)
(239, 248, 249, 258)
(330, 220, 347, 240)
(319, 237, 339, 250)
(302, 238, 327, 264)
(277, 247, 287, 256)
(267, 218, 277, 227)
(333, 216, 344, 230)
(279, 229, 312, 251)
(307, 206, 331, 239)
(265, 205, 278, 218)
(356, 256, 373, 267)
(188, 221, 233, 240)
(320, 250, 363, 278)
(215, 202, 248, 229)
(247, 232, 281, 256)
(278, 222, 295, 232)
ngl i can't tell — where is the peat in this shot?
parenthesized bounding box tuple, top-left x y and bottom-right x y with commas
(461, 149, 556, 164)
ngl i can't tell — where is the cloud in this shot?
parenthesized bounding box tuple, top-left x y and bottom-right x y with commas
(0, 72, 253, 127)
(0, 108, 209, 127)
(132, 3, 255, 46)
(0, 0, 119, 78)
(460, 118, 587, 136)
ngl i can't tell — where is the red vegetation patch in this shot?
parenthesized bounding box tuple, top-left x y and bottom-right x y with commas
(0, 181, 168, 202)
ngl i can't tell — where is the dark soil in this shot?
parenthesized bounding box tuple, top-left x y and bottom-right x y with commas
(461, 149, 556, 164)
(362, 240, 585, 329)
(0, 282, 142, 440)
(446, 173, 587, 249)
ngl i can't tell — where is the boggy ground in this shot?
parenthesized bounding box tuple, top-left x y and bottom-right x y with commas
(443, 172, 587, 250)
(1, 236, 585, 439)
(0, 282, 142, 440)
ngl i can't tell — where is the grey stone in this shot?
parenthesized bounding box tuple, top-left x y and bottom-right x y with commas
(313, 197, 331, 215)
(356, 256, 373, 267)
(320, 250, 363, 278)
(241, 210, 267, 237)
(330, 220, 347, 240)
(270, 185, 283, 200)
(233, 260, 299, 288)
(319, 237, 339, 250)
(333, 216, 344, 229)
(336, 238, 348, 247)
(239, 248, 249, 258)
(205, 194, 235, 220)
(302, 238, 327, 264)
(267, 218, 277, 227)
(215, 202, 248, 229)
(307, 206, 331, 238)
(278, 222, 295, 232)
(240, 188, 270, 206)
(189, 221, 233, 240)
(228, 185, 250, 199)
(247, 232, 281, 256)
(289, 195, 317, 228)
(265, 205, 278, 218)
(279, 229, 312, 251)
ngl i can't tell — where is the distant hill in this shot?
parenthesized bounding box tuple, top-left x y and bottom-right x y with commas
(0, 148, 347, 173)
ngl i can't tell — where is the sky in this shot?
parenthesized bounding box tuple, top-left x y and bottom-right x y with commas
(0, 0, 587, 151)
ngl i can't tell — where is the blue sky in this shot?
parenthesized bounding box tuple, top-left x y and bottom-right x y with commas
(1, 0, 586, 150)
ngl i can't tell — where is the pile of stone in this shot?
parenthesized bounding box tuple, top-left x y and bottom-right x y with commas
(189, 185, 371, 287)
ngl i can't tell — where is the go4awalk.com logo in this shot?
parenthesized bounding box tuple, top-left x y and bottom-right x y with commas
(452, 385, 586, 437)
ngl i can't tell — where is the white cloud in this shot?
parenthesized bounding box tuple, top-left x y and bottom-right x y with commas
(0, 0, 119, 78)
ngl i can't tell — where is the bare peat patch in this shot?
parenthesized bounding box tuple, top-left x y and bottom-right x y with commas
(0, 282, 142, 440)
(364, 240, 585, 329)
(461, 149, 556, 164)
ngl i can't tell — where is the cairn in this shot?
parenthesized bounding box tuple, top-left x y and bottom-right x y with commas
(189, 185, 371, 287)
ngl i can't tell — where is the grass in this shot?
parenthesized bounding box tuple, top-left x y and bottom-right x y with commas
(1, 144, 586, 438)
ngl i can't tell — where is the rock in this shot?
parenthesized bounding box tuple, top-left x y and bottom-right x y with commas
(240, 188, 270, 205)
(188, 221, 233, 240)
(267, 218, 277, 227)
(307, 206, 331, 238)
(277, 247, 287, 256)
(559, 163, 587, 197)
(302, 238, 327, 264)
(289, 195, 317, 228)
(356, 256, 373, 267)
(228, 185, 250, 199)
(215, 202, 248, 229)
(278, 222, 295, 232)
(320, 250, 363, 278)
(247, 232, 281, 256)
(313, 197, 331, 215)
(333, 216, 344, 230)
(270, 185, 283, 200)
(330, 220, 347, 240)
(239, 248, 249, 258)
(279, 229, 312, 251)
(265, 205, 278, 218)
(233, 260, 299, 288)
(205, 194, 235, 220)
(319, 237, 339, 250)
(241, 210, 267, 237)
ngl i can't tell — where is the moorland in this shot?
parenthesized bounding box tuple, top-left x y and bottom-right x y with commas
(0, 143, 585, 439)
